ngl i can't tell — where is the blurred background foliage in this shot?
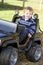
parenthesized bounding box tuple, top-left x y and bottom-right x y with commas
(0, 0, 43, 30)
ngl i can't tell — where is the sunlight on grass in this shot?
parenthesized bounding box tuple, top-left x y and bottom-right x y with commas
(0, 11, 15, 21)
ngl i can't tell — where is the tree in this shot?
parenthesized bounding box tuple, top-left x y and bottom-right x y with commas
(18, 0, 27, 8)
(39, 0, 43, 11)
(22, 0, 26, 8)
(1, 0, 4, 5)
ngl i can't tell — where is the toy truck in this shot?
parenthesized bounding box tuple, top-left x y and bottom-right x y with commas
(0, 13, 42, 65)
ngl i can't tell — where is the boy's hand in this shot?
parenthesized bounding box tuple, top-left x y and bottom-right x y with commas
(28, 33, 32, 38)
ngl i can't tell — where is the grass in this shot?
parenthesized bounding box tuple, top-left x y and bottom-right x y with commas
(0, 0, 43, 30)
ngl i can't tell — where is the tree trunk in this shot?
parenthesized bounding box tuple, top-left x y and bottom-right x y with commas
(1, 0, 4, 5)
(39, 0, 42, 11)
(23, 0, 25, 8)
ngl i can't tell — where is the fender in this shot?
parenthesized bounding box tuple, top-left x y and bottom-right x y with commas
(2, 39, 17, 47)
(34, 37, 41, 45)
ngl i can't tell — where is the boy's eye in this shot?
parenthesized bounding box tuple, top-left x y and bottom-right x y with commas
(26, 13, 29, 14)
(26, 12, 30, 14)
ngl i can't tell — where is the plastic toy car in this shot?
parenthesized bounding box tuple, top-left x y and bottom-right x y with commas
(0, 12, 42, 65)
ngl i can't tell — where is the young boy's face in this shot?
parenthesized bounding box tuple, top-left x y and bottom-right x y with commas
(24, 9, 33, 20)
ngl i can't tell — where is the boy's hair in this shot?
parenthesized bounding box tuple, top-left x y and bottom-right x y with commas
(24, 6, 33, 14)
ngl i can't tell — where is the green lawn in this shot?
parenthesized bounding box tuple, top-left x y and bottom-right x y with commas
(0, 0, 43, 30)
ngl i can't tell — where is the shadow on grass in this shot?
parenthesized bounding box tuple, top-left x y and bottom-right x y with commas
(0, 2, 23, 10)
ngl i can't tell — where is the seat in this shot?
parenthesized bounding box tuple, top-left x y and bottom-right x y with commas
(33, 13, 43, 33)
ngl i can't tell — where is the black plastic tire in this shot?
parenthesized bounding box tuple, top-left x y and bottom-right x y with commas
(0, 46, 18, 65)
(26, 43, 42, 62)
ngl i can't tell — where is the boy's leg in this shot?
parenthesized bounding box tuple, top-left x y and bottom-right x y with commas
(19, 29, 28, 43)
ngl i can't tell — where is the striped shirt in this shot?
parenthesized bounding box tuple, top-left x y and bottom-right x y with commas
(18, 16, 36, 36)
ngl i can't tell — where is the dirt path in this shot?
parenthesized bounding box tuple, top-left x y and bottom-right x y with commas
(17, 47, 43, 65)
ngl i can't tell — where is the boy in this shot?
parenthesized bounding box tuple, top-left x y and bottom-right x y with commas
(18, 7, 36, 42)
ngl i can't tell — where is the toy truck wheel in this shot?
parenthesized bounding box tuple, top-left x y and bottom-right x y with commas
(0, 46, 18, 65)
(26, 43, 42, 62)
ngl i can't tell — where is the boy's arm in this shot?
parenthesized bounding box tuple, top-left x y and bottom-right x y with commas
(28, 24, 37, 38)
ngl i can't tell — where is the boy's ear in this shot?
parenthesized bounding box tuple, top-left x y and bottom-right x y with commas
(23, 9, 25, 13)
(23, 9, 25, 14)
(23, 9, 27, 14)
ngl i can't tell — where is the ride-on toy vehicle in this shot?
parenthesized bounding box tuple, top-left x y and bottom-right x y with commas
(0, 12, 42, 65)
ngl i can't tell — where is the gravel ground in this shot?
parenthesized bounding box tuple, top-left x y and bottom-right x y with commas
(16, 46, 43, 65)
